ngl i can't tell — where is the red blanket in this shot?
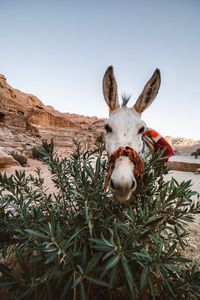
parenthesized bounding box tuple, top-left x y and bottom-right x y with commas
(142, 128, 174, 162)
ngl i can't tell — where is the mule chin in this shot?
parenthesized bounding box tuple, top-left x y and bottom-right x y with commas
(112, 191, 133, 202)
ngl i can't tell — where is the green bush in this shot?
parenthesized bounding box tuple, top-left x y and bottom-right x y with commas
(0, 140, 200, 300)
(31, 141, 53, 161)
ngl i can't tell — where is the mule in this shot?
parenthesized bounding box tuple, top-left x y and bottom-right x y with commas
(103, 66, 161, 202)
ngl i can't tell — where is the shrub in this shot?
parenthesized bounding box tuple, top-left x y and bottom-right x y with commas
(31, 141, 53, 161)
(0, 140, 200, 299)
(9, 151, 27, 167)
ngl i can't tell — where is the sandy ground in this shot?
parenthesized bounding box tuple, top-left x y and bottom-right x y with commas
(1, 159, 200, 265)
(0, 159, 56, 193)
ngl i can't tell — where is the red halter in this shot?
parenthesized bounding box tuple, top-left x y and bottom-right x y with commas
(104, 146, 144, 189)
(104, 129, 174, 189)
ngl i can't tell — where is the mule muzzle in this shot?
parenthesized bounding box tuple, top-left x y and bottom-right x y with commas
(110, 177, 137, 201)
(105, 146, 144, 201)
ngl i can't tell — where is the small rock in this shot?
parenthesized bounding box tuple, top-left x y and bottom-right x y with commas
(0, 150, 20, 168)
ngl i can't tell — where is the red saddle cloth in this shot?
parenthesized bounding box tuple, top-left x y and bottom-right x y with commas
(142, 128, 174, 162)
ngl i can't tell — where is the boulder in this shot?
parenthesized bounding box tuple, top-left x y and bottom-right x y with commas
(0, 149, 20, 168)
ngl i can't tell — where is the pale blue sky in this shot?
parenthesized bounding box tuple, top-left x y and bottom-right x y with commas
(0, 0, 199, 140)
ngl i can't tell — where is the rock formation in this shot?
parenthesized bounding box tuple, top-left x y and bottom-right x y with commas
(0, 147, 20, 168)
(0, 73, 105, 158)
(165, 136, 200, 156)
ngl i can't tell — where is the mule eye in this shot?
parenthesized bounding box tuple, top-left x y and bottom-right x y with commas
(104, 124, 112, 133)
(138, 126, 145, 134)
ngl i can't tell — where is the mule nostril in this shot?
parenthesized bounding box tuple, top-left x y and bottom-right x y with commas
(110, 180, 115, 190)
(131, 180, 136, 190)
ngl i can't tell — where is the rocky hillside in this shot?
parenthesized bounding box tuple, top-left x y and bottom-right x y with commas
(166, 136, 200, 156)
(0, 73, 104, 156)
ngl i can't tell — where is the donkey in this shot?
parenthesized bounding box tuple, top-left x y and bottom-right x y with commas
(103, 66, 161, 202)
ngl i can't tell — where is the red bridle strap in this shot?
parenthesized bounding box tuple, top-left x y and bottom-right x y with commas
(104, 146, 144, 189)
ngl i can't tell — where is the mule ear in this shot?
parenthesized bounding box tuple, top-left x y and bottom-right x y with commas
(133, 69, 161, 114)
(103, 66, 119, 112)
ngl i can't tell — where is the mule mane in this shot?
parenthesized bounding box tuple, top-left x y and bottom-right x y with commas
(121, 94, 131, 107)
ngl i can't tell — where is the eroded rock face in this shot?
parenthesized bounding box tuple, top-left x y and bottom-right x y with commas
(0, 148, 20, 168)
(0, 73, 105, 156)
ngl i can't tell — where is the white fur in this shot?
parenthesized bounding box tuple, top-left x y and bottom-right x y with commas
(106, 107, 145, 155)
(105, 107, 146, 201)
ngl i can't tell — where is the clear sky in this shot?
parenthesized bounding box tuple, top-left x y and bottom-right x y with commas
(0, 0, 199, 140)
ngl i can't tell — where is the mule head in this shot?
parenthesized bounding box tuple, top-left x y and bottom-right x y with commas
(103, 66, 161, 201)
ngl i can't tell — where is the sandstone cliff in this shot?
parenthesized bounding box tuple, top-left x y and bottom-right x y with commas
(0, 73, 104, 155)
